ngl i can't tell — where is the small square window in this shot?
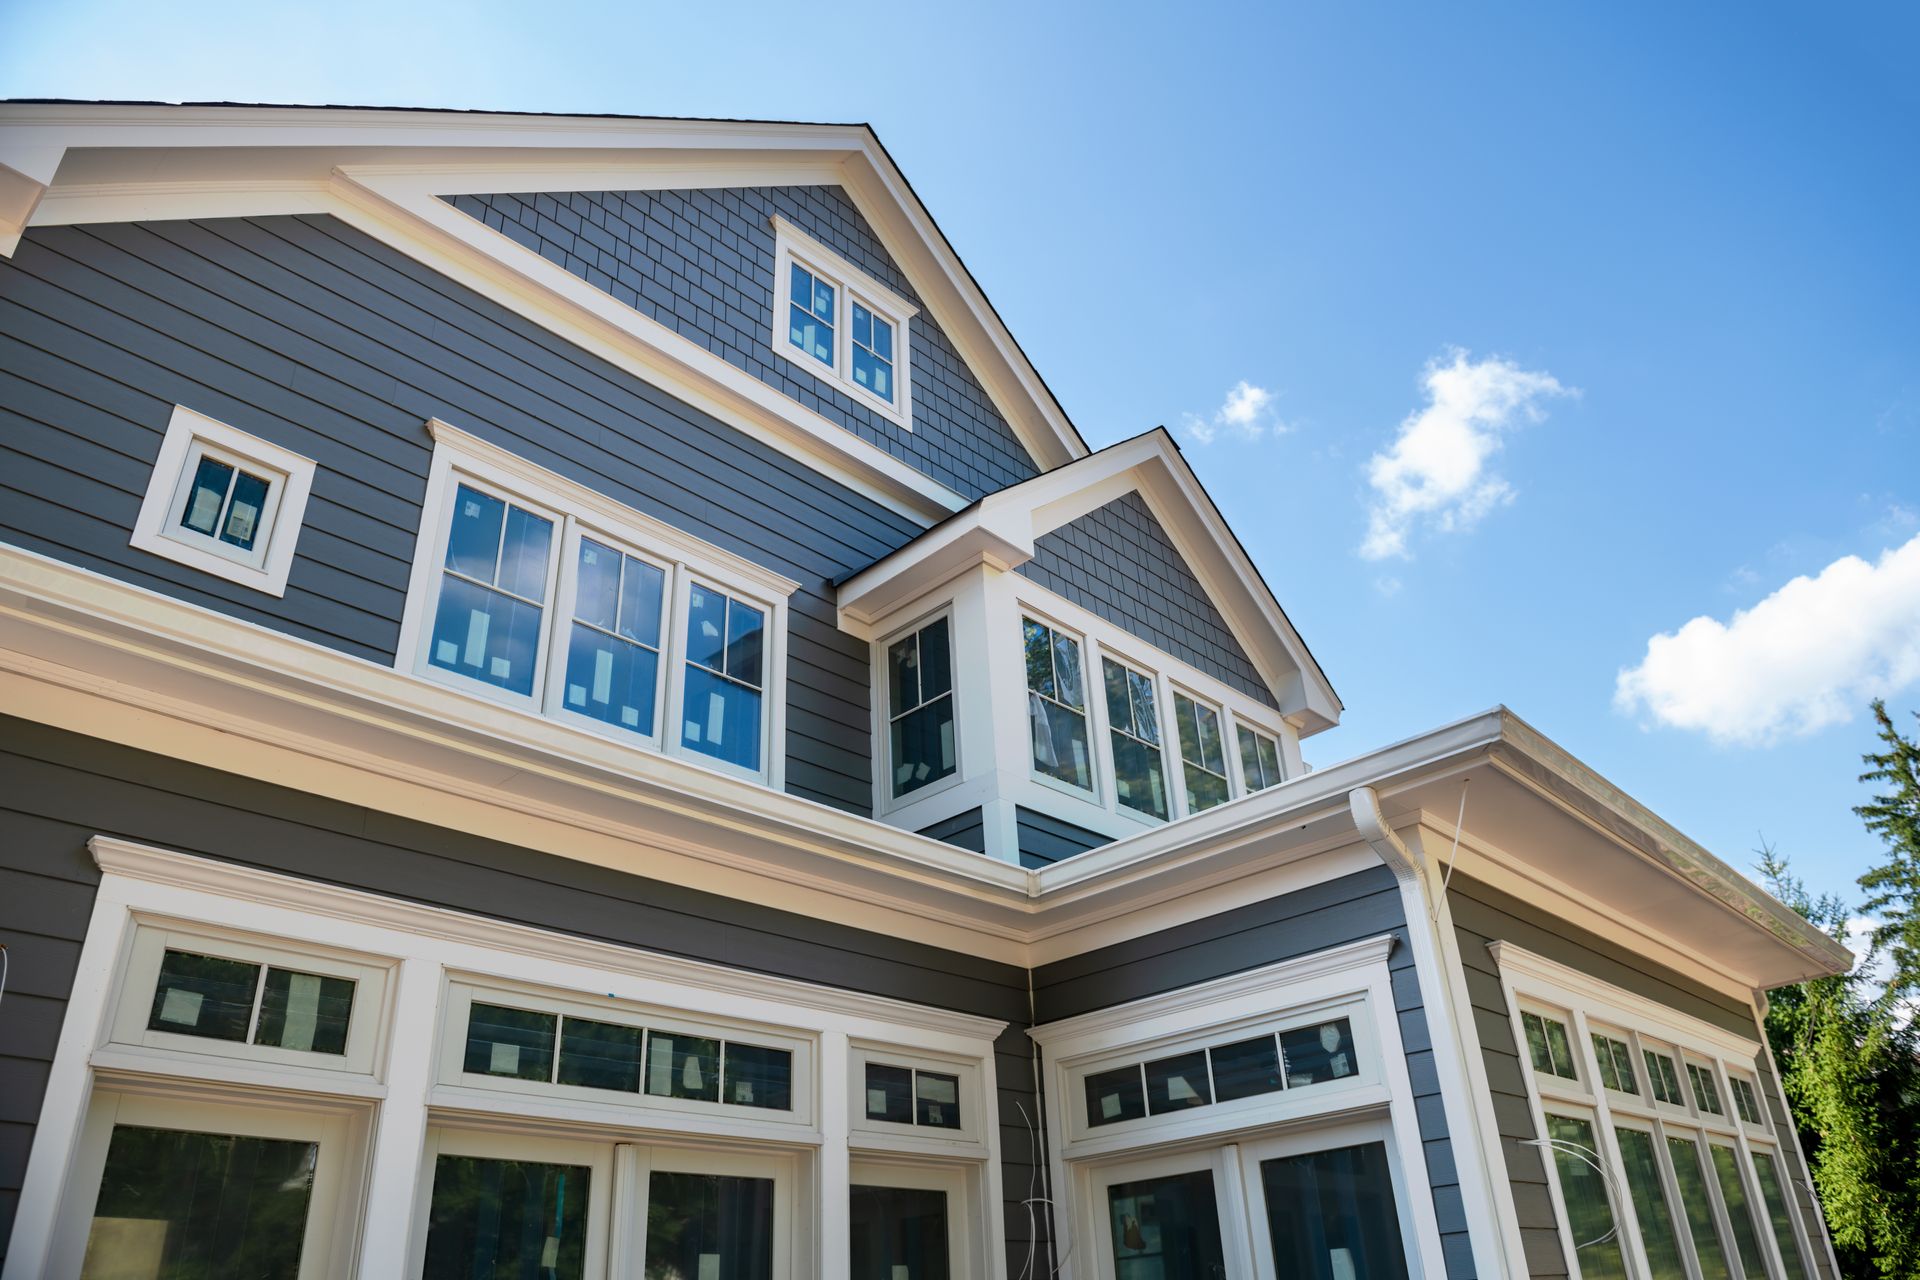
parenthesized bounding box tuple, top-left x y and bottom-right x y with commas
(769, 217, 916, 427)
(130, 405, 317, 596)
(1644, 1048, 1685, 1105)
(1237, 724, 1284, 791)
(1521, 1011, 1580, 1081)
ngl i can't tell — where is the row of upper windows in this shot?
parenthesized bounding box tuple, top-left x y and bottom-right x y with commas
(126, 405, 1287, 813)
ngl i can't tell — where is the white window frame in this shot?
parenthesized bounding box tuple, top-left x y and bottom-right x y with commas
(850, 1157, 981, 1280)
(874, 606, 964, 815)
(1494, 942, 1820, 1280)
(1232, 719, 1286, 794)
(395, 420, 798, 787)
(107, 921, 393, 1078)
(129, 404, 316, 596)
(769, 215, 917, 428)
(1170, 681, 1232, 817)
(848, 1043, 988, 1155)
(1020, 605, 1101, 804)
(48, 1087, 368, 1280)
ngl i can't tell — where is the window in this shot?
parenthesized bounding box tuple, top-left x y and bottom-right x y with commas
(1709, 1143, 1770, 1279)
(130, 404, 317, 596)
(1751, 1151, 1811, 1280)
(851, 1163, 971, 1280)
(1687, 1061, 1725, 1116)
(416, 1130, 612, 1280)
(850, 1047, 984, 1147)
(770, 216, 916, 425)
(109, 926, 388, 1075)
(401, 426, 796, 784)
(1668, 1134, 1738, 1280)
(1258, 1140, 1411, 1280)
(1590, 1031, 1640, 1095)
(1024, 617, 1093, 792)
(885, 615, 956, 800)
(1522, 1010, 1581, 1081)
(1544, 1113, 1629, 1280)
(1082, 1015, 1361, 1130)
(1728, 1074, 1763, 1127)
(864, 1062, 961, 1130)
(1174, 691, 1230, 814)
(1103, 657, 1168, 821)
(1615, 1126, 1689, 1280)
(1237, 723, 1284, 791)
(1645, 1048, 1685, 1106)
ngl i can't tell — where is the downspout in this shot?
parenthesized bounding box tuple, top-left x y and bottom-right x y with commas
(1350, 785, 1526, 1280)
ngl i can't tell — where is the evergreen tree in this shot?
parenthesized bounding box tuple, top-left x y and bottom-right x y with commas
(1857, 699, 1920, 1007)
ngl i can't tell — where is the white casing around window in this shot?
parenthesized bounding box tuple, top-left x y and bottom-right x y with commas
(847, 1041, 988, 1156)
(768, 215, 917, 428)
(128, 404, 316, 596)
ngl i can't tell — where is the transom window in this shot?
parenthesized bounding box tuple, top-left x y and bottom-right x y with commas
(1589, 1031, 1640, 1095)
(849, 1046, 986, 1147)
(1174, 690, 1230, 814)
(1024, 616, 1093, 792)
(769, 216, 916, 426)
(1730, 1074, 1764, 1126)
(1238, 723, 1284, 791)
(1645, 1046, 1685, 1105)
(863, 1062, 962, 1130)
(130, 403, 317, 596)
(885, 615, 956, 800)
(401, 427, 795, 785)
(1081, 1014, 1361, 1131)
(1103, 656, 1168, 821)
(1686, 1060, 1725, 1116)
(1522, 1010, 1580, 1081)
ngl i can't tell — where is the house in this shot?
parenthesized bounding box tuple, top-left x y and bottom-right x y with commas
(0, 101, 1851, 1280)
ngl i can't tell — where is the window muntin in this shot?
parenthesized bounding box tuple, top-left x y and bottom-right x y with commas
(886, 616, 956, 800)
(1103, 657, 1168, 821)
(1237, 723, 1284, 791)
(1589, 1031, 1640, 1096)
(1728, 1074, 1764, 1127)
(561, 537, 667, 740)
(1615, 1125, 1689, 1280)
(1686, 1061, 1725, 1116)
(178, 448, 278, 555)
(1082, 1014, 1361, 1131)
(850, 301, 896, 404)
(1174, 691, 1230, 814)
(1522, 1010, 1581, 1081)
(1645, 1048, 1685, 1106)
(787, 260, 835, 367)
(681, 582, 766, 772)
(1543, 1113, 1630, 1280)
(1751, 1150, 1812, 1280)
(1024, 617, 1094, 792)
(428, 481, 557, 698)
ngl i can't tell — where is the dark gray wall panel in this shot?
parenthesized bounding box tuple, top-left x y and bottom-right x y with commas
(1014, 805, 1107, 869)
(1016, 491, 1276, 707)
(1450, 876, 1831, 1280)
(444, 187, 1039, 501)
(0, 715, 1041, 1274)
(918, 807, 986, 854)
(1032, 866, 1473, 1278)
(0, 215, 929, 813)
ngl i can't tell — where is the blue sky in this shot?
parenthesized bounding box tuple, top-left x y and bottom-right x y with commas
(6, 0, 1917, 907)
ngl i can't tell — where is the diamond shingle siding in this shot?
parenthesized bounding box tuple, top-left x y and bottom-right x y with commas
(1018, 491, 1277, 708)
(443, 186, 1039, 501)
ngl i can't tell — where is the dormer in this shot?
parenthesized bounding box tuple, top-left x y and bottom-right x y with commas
(838, 429, 1340, 864)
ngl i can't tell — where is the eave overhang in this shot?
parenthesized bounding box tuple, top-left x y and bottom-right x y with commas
(0, 546, 1845, 993)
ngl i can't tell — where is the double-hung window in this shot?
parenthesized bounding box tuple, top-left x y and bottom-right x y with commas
(770, 216, 916, 426)
(1174, 690, 1231, 814)
(403, 424, 795, 784)
(1103, 656, 1169, 821)
(1024, 616, 1094, 792)
(884, 615, 956, 800)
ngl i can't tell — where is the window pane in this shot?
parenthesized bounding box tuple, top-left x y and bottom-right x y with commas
(1023, 620, 1055, 698)
(463, 1002, 557, 1081)
(1544, 1115, 1629, 1280)
(1260, 1141, 1410, 1280)
(1111, 730, 1168, 820)
(1279, 1018, 1358, 1086)
(1710, 1145, 1769, 1279)
(1258, 735, 1281, 784)
(1210, 1035, 1282, 1102)
(1751, 1151, 1811, 1280)
(1592, 1034, 1622, 1091)
(645, 1031, 721, 1102)
(790, 303, 831, 365)
(852, 301, 871, 348)
(645, 1171, 775, 1280)
(619, 556, 665, 647)
(1028, 693, 1093, 791)
(220, 469, 272, 550)
(424, 1154, 589, 1280)
(1238, 725, 1270, 790)
(148, 950, 259, 1043)
(1616, 1126, 1689, 1280)
(917, 618, 951, 700)
(851, 1184, 949, 1280)
(813, 277, 835, 323)
(686, 582, 728, 672)
(429, 574, 545, 696)
(865, 1062, 914, 1124)
(724, 1042, 793, 1110)
(1545, 1017, 1577, 1077)
(1669, 1135, 1736, 1280)
(888, 631, 920, 712)
(891, 698, 956, 798)
(564, 623, 660, 736)
(180, 455, 235, 536)
(873, 314, 893, 360)
(682, 666, 763, 771)
(1610, 1040, 1640, 1095)
(916, 1070, 962, 1129)
(498, 505, 553, 601)
(1128, 670, 1159, 743)
(445, 484, 505, 580)
(1176, 695, 1201, 767)
(556, 1016, 643, 1092)
(1689, 1064, 1724, 1115)
(1144, 1051, 1211, 1114)
(725, 599, 765, 687)
(1184, 761, 1229, 813)
(574, 538, 621, 630)
(82, 1125, 316, 1280)
(1106, 1169, 1226, 1280)
(253, 968, 354, 1055)
(853, 344, 892, 401)
(1052, 631, 1085, 709)
(1085, 1065, 1146, 1127)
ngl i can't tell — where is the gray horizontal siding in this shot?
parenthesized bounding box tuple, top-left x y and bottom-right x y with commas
(1450, 876, 1830, 1280)
(918, 807, 986, 854)
(0, 214, 929, 814)
(1017, 491, 1276, 707)
(1033, 865, 1473, 1279)
(1014, 805, 1107, 869)
(0, 714, 1042, 1275)
(445, 186, 1038, 501)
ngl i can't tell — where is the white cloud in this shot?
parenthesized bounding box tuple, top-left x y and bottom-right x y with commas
(1614, 533, 1920, 745)
(1360, 349, 1573, 560)
(1181, 380, 1285, 444)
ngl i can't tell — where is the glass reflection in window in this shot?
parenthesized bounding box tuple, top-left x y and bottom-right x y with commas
(851, 302, 895, 403)
(1104, 658, 1167, 821)
(788, 262, 835, 367)
(1279, 1018, 1357, 1086)
(179, 452, 275, 553)
(1106, 1169, 1226, 1279)
(429, 483, 554, 697)
(646, 1031, 721, 1103)
(645, 1171, 774, 1280)
(1545, 1115, 1628, 1280)
(1174, 692, 1229, 813)
(888, 617, 955, 799)
(682, 583, 765, 771)
(464, 1003, 558, 1082)
(424, 1154, 589, 1280)
(1261, 1141, 1410, 1280)
(1238, 724, 1283, 791)
(1024, 618, 1092, 791)
(852, 1184, 949, 1280)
